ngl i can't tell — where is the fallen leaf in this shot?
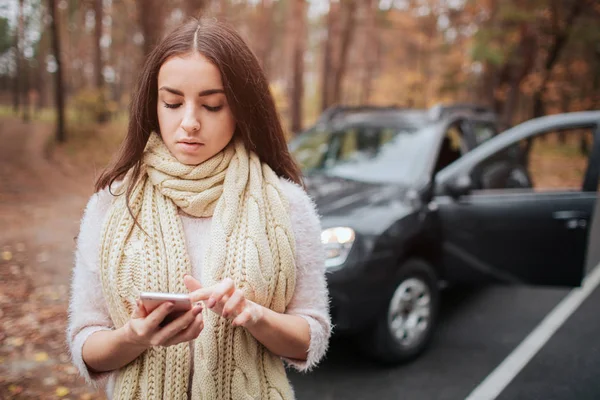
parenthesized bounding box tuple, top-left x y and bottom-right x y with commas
(8, 384, 23, 394)
(35, 351, 49, 362)
(56, 386, 70, 397)
(1, 250, 12, 261)
(36, 251, 49, 263)
(65, 365, 78, 375)
(7, 337, 25, 347)
(44, 376, 58, 386)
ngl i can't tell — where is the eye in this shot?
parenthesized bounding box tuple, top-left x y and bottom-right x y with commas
(163, 102, 181, 109)
(204, 105, 223, 112)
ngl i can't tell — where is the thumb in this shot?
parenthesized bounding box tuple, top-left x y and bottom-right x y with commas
(184, 274, 203, 291)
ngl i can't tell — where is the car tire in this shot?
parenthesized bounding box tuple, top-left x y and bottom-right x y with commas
(362, 258, 440, 365)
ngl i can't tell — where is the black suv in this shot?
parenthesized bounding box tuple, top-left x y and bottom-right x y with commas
(290, 105, 600, 364)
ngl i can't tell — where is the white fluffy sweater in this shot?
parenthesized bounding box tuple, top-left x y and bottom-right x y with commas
(67, 178, 331, 398)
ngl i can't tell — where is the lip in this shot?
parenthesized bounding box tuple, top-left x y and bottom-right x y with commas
(177, 138, 203, 145)
(177, 141, 204, 152)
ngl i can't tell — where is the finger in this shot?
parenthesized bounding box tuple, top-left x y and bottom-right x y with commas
(184, 274, 203, 292)
(146, 302, 175, 328)
(162, 313, 204, 347)
(132, 299, 149, 319)
(207, 278, 235, 308)
(232, 309, 252, 327)
(222, 289, 245, 319)
(189, 287, 213, 303)
(155, 305, 203, 343)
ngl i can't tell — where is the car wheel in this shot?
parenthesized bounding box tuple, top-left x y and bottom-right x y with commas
(363, 258, 440, 365)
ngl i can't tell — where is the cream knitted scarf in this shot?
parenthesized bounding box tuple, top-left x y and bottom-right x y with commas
(99, 132, 297, 399)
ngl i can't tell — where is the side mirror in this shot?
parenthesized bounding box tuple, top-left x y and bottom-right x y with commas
(446, 175, 472, 199)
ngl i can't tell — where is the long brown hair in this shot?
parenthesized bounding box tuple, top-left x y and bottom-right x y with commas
(96, 18, 302, 197)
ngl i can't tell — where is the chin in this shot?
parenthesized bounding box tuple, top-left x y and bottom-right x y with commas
(176, 154, 206, 166)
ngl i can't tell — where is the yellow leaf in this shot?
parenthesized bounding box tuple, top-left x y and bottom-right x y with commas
(7, 337, 24, 347)
(1, 250, 12, 261)
(56, 386, 70, 397)
(8, 384, 23, 394)
(34, 351, 49, 362)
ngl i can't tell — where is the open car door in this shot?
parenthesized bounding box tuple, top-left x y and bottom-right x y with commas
(433, 111, 600, 287)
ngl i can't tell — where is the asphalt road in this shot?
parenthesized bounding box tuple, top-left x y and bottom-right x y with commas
(289, 278, 600, 400)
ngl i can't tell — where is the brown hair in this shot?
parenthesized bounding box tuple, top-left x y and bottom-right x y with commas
(95, 18, 302, 197)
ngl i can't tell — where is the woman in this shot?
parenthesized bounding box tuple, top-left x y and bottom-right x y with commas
(67, 18, 330, 399)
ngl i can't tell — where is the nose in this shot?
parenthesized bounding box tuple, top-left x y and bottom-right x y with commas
(181, 104, 200, 133)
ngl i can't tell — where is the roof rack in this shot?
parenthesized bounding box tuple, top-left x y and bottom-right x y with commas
(316, 104, 402, 125)
(428, 103, 495, 120)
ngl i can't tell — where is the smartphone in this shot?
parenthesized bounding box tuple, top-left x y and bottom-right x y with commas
(139, 292, 193, 327)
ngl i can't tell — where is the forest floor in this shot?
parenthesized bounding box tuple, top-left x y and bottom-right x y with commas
(0, 116, 120, 399)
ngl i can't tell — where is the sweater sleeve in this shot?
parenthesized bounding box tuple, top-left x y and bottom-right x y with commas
(66, 188, 117, 387)
(279, 179, 332, 372)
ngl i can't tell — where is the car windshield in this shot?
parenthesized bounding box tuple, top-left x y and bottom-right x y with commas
(290, 123, 439, 185)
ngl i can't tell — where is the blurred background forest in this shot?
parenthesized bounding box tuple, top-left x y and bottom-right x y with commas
(0, 1, 599, 398)
(1, 0, 599, 143)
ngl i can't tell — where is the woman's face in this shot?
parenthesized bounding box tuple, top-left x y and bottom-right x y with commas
(156, 52, 236, 165)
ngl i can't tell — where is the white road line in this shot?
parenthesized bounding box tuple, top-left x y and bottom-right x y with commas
(465, 264, 600, 400)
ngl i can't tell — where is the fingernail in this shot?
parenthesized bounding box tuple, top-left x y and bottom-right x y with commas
(207, 298, 215, 308)
(222, 311, 228, 318)
(193, 305, 202, 314)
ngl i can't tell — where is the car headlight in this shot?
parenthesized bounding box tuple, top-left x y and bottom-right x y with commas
(321, 227, 355, 269)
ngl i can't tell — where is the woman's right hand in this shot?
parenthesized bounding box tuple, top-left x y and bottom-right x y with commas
(123, 299, 204, 348)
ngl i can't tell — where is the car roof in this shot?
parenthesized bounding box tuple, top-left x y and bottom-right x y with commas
(326, 109, 431, 130)
(314, 104, 498, 132)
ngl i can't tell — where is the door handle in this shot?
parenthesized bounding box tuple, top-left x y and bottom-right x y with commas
(553, 210, 589, 220)
(553, 210, 589, 230)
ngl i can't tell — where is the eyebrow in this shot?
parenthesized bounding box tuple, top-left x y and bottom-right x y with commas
(159, 86, 225, 97)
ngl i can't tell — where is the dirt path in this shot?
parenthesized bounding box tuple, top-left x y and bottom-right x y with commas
(0, 117, 106, 399)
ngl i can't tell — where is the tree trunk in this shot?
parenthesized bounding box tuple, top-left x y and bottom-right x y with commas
(94, 0, 108, 123)
(532, 0, 583, 118)
(255, 0, 274, 77)
(501, 23, 537, 130)
(136, 0, 165, 56)
(359, 0, 377, 104)
(288, 0, 307, 134)
(20, 0, 30, 122)
(218, 0, 229, 19)
(320, 0, 338, 111)
(35, 14, 50, 111)
(331, 0, 357, 105)
(185, 0, 208, 19)
(48, 0, 66, 143)
(12, 23, 20, 114)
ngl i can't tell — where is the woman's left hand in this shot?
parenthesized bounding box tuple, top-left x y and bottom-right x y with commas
(184, 275, 264, 328)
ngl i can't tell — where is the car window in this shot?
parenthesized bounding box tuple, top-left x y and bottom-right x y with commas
(433, 123, 465, 174)
(290, 123, 440, 185)
(525, 128, 594, 191)
(471, 127, 595, 192)
(289, 128, 330, 171)
(472, 122, 497, 146)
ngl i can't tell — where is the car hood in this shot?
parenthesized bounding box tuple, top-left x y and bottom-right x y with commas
(304, 173, 415, 219)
